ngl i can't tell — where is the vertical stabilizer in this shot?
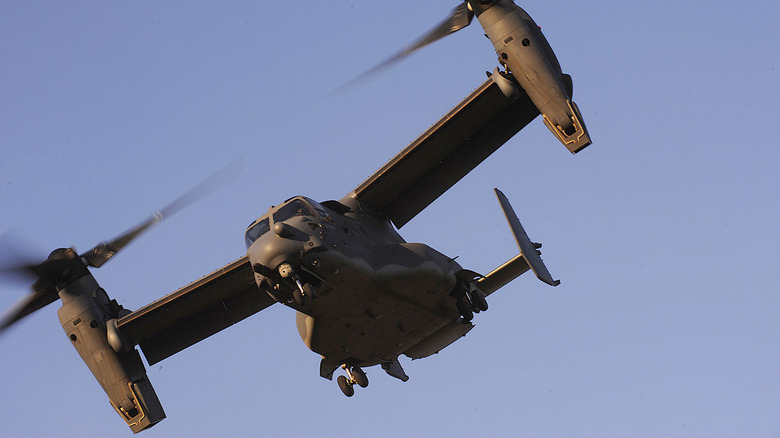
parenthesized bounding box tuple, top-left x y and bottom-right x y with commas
(494, 189, 560, 286)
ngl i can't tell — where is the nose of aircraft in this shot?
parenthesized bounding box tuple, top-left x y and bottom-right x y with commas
(248, 217, 326, 272)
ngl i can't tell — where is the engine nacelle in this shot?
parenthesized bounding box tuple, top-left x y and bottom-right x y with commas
(57, 274, 165, 433)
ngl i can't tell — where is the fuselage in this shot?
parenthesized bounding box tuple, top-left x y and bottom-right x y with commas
(244, 196, 471, 372)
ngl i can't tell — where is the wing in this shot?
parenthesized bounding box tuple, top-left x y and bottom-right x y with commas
(343, 73, 540, 228)
(116, 256, 276, 365)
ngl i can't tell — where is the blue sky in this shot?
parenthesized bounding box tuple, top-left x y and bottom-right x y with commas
(1, 1, 779, 437)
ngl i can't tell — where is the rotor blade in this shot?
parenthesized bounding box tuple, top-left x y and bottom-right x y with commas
(0, 290, 58, 334)
(0, 261, 59, 334)
(398, 2, 474, 57)
(0, 261, 40, 285)
(332, 2, 473, 93)
(82, 157, 244, 268)
(0, 233, 46, 286)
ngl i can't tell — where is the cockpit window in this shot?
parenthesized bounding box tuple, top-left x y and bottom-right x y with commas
(273, 199, 315, 223)
(306, 198, 330, 219)
(245, 218, 270, 248)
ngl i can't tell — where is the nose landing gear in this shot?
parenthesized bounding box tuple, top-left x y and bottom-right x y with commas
(336, 365, 369, 397)
(278, 263, 317, 306)
(292, 281, 317, 306)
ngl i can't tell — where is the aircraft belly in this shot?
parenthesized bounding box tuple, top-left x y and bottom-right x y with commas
(298, 243, 462, 365)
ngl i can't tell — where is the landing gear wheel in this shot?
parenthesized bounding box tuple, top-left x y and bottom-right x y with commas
(351, 367, 369, 388)
(292, 289, 305, 306)
(471, 292, 488, 312)
(303, 282, 317, 299)
(456, 298, 473, 323)
(337, 375, 354, 397)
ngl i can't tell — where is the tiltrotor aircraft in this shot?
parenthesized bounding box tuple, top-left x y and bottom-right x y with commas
(1, 0, 590, 433)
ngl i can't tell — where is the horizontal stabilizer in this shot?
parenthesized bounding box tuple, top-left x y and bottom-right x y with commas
(477, 254, 530, 296)
(494, 189, 560, 286)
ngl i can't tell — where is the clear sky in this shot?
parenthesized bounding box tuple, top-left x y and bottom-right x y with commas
(1, 1, 779, 437)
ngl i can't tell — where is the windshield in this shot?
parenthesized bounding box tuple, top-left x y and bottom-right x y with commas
(273, 199, 316, 223)
(305, 198, 330, 219)
(245, 218, 270, 248)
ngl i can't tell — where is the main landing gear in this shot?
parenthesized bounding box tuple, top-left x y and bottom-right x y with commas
(456, 285, 488, 323)
(336, 365, 368, 397)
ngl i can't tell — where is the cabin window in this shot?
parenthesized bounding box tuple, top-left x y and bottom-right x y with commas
(245, 218, 270, 248)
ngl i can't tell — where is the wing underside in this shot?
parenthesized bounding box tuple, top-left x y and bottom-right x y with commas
(116, 256, 276, 365)
(347, 73, 540, 228)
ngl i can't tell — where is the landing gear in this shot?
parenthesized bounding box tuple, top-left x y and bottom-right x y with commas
(291, 282, 317, 306)
(336, 365, 368, 397)
(292, 288, 305, 306)
(455, 283, 488, 322)
(302, 282, 317, 300)
(349, 366, 369, 388)
(278, 263, 317, 306)
(456, 298, 473, 322)
(291, 279, 317, 306)
(337, 375, 354, 397)
(472, 291, 488, 312)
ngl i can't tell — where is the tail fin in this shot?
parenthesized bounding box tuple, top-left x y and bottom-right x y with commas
(494, 188, 560, 287)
